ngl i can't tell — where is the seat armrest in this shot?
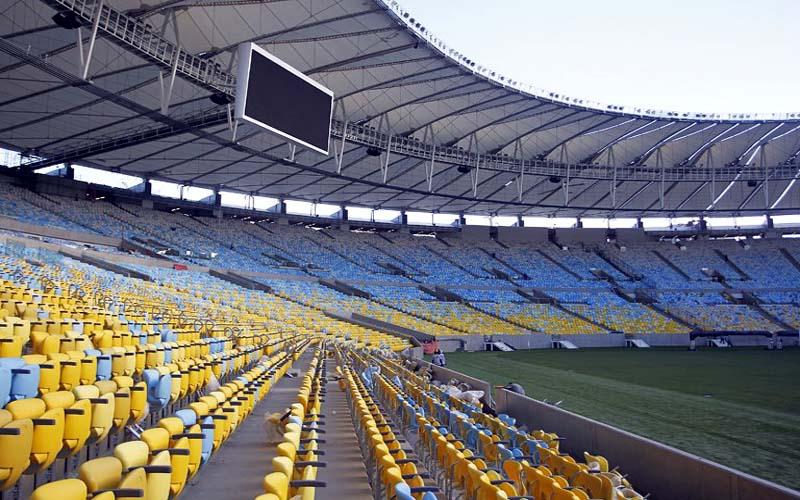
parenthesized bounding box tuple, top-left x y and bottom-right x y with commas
(175, 432, 205, 439)
(142, 465, 173, 474)
(409, 487, 439, 493)
(294, 461, 326, 467)
(290, 480, 326, 488)
(92, 488, 145, 498)
(151, 448, 190, 456)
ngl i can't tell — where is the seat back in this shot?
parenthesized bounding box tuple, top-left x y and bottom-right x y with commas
(30, 478, 87, 500)
(145, 450, 173, 500)
(78, 456, 122, 494)
(0, 358, 40, 401)
(0, 417, 33, 491)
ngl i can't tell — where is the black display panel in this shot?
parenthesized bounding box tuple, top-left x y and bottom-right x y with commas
(235, 43, 334, 155)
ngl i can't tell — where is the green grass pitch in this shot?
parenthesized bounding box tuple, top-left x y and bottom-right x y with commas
(438, 347, 800, 491)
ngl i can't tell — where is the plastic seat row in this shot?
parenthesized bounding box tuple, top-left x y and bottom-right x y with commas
(258, 342, 326, 500)
(339, 348, 438, 500)
(26, 338, 311, 500)
(367, 351, 645, 500)
(0, 335, 299, 494)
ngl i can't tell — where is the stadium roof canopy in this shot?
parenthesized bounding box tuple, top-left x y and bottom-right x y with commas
(2, 0, 800, 217)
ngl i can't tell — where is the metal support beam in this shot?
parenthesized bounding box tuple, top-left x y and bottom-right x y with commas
(159, 45, 180, 114)
(334, 120, 348, 174)
(605, 146, 617, 208)
(761, 145, 769, 208)
(423, 125, 436, 192)
(381, 134, 392, 183)
(513, 139, 524, 201)
(470, 156, 480, 198)
(426, 151, 436, 193)
(560, 144, 570, 206)
(656, 148, 665, 209)
(81, 0, 103, 80)
(708, 149, 716, 207)
(76, 27, 84, 71)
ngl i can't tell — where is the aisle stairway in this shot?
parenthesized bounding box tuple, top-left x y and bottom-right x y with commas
(186, 353, 374, 500)
(316, 359, 372, 499)
(184, 352, 315, 499)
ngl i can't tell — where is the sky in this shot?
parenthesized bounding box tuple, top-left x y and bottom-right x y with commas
(397, 0, 799, 114)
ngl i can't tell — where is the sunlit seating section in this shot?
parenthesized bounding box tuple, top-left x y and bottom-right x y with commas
(554, 291, 688, 334)
(398, 299, 529, 335)
(494, 302, 605, 334)
(659, 292, 778, 331)
(267, 280, 465, 337)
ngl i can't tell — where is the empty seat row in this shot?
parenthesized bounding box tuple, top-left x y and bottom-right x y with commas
(340, 349, 439, 500)
(26, 339, 312, 500)
(258, 342, 326, 500)
(364, 349, 645, 500)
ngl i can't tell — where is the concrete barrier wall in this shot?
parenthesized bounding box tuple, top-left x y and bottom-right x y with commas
(434, 334, 682, 351)
(0, 214, 120, 247)
(559, 334, 626, 348)
(494, 390, 800, 500)
(638, 333, 691, 346)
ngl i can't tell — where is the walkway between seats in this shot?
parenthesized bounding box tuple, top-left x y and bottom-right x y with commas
(183, 351, 313, 500)
(316, 358, 373, 499)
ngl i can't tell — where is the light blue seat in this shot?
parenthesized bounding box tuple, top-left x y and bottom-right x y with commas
(395, 482, 437, 500)
(175, 409, 196, 427)
(498, 413, 516, 427)
(0, 357, 40, 401)
(85, 349, 111, 381)
(0, 365, 11, 407)
(163, 345, 173, 364)
(199, 415, 214, 463)
(143, 368, 171, 409)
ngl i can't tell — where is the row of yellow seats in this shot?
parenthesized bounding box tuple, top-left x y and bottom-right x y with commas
(7, 337, 242, 398)
(341, 359, 438, 500)
(259, 345, 325, 500)
(375, 353, 644, 500)
(0, 337, 287, 492)
(27, 344, 305, 500)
